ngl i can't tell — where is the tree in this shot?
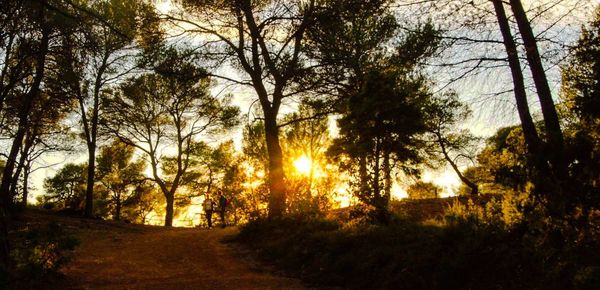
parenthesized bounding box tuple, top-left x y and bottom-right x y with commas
(395, 1, 588, 205)
(42, 163, 88, 211)
(282, 103, 338, 215)
(169, 0, 328, 218)
(507, 0, 566, 176)
(239, 122, 270, 219)
(489, 0, 543, 164)
(458, 124, 546, 197)
(0, 2, 52, 210)
(561, 5, 600, 127)
(424, 93, 479, 195)
(96, 140, 147, 221)
(309, 4, 440, 222)
(63, 0, 156, 218)
(103, 49, 239, 226)
(0, 1, 59, 268)
(330, 69, 431, 223)
(558, 6, 600, 236)
(407, 181, 442, 199)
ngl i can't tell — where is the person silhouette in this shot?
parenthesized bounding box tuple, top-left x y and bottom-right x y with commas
(218, 191, 227, 228)
(202, 193, 215, 228)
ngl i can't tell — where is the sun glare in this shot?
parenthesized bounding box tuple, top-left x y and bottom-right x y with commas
(293, 155, 312, 175)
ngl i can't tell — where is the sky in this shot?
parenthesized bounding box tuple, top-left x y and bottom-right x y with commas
(23, 0, 597, 205)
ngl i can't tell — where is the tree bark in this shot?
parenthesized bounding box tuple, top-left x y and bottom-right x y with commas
(359, 155, 368, 197)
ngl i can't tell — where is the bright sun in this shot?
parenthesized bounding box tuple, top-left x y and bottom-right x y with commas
(293, 155, 312, 175)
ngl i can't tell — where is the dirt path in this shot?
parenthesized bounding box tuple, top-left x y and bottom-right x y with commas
(52, 219, 307, 290)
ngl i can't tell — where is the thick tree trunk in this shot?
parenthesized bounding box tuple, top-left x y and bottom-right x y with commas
(264, 113, 286, 218)
(165, 194, 174, 227)
(508, 0, 566, 176)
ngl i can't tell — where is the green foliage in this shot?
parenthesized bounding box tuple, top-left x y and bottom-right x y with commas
(444, 194, 527, 228)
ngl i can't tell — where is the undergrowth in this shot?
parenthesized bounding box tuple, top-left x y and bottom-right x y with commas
(236, 204, 599, 290)
(1, 221, 79, 289)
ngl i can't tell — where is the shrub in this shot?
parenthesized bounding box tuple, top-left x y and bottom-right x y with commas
(10, 222, 79, 279)
(236, 210, 600, 289)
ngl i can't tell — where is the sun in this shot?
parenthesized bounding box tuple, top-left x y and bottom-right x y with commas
(293, 155, 312, 176)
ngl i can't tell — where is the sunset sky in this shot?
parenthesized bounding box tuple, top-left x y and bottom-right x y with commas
(25, 0, 596, 209)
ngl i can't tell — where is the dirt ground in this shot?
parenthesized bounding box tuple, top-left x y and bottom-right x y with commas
(31, 214, 307, 290)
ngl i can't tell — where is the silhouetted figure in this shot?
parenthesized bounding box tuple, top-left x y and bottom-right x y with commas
(218, 191, 227, 228)
(202, 194, 215, 228)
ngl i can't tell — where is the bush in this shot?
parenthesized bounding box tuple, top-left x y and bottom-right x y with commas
(9, 222, 79, 285)
(236, 210, 599, 290)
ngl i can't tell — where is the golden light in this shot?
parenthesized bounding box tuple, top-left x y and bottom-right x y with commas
(293, 155, 312, 176)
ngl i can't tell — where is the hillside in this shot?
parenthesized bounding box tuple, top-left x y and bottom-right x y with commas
(11, 210, 307, 290)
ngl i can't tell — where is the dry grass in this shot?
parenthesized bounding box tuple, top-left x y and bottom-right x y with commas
(17, 210, 307, 290)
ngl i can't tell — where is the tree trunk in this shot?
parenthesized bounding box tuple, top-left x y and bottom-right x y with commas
(264, 112, 286, 218)
(164, 194, 174, 227)
(373, 136, 381, 201)
(84, 144, 96, 217)
(114, 194, 121, 221)
(21, 161, 31, 207)
(508, 0, 566, 176)
(491, 0, 542, 155)
(383, 150, 391, 201)
(436, 132, 479, 195)
(444, 150, 478, 195)
(9, 153, 25, 201)
(83, 52, 107, 218)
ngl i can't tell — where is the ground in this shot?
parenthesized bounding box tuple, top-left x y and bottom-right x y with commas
(22, 212, 308, 290)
